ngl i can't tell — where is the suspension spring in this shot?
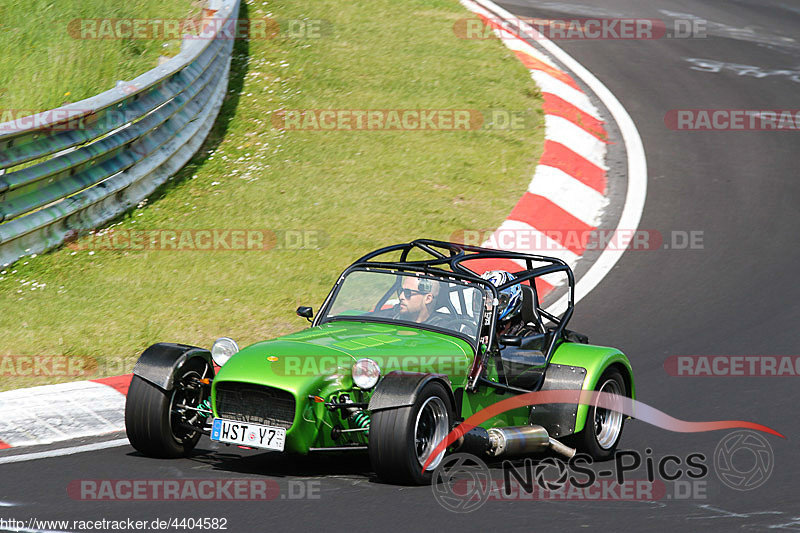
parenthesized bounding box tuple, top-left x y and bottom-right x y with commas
(198, 399, 212, 418)
(349, 410, 370, 432)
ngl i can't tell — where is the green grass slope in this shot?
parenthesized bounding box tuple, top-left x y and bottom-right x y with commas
(0, 0, 199, 110)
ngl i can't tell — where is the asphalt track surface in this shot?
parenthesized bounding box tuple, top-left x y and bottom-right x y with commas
(3, 0, 800, 531)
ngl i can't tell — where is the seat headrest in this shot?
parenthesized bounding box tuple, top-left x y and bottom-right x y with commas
(520, 284, 542, 327)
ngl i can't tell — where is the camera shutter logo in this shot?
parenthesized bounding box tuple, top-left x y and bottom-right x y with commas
(432, 453, 491, 513)
(714, 430, 774, 491)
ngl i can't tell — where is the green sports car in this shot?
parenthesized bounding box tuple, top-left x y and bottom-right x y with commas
(125, 239, 634, 484)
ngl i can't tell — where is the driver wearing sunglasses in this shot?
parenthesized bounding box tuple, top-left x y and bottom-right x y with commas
(395, 276, 439, 323)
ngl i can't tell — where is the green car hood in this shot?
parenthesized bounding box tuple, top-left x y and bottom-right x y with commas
(213, 321, 475, 395)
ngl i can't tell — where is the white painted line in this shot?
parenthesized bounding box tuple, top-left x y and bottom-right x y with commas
(545, 115, 607, 168)
(0, 438, 129, 465)
(0, 501, 19, 506)
(469, 0, 648, 313)
(531, 70, 602, 119)
(528, 165, 608, 226)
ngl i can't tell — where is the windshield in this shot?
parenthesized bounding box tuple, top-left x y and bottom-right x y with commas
(322, 269, 485, 340)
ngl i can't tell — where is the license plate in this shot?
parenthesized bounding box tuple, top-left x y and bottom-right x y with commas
(210, 418, 286, 451)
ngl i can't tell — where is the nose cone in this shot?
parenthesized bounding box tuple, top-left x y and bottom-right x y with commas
(213, 339, 355, 396)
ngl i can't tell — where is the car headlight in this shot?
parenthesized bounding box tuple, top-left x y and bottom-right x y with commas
(352, 358, 381, 389)
(211, 337, 239, 367)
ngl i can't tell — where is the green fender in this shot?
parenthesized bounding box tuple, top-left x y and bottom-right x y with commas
(549, 342, 635, 434)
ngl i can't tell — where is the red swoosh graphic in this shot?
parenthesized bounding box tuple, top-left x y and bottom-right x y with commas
(421, 389, 784, 473)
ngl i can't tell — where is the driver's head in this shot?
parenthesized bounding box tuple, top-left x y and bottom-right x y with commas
(397, 275, 439, 322)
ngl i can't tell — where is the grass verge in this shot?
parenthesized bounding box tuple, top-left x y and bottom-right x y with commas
(0, 0, 543, 391)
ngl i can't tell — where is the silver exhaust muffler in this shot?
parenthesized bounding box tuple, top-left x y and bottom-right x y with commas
(487, 425, 549, 456)
(476, 426, 576, 459)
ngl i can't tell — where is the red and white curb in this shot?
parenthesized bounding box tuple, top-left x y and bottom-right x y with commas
(464, 0, 647, 316)
(0, 375, 130, 451)
(461, 0, 610, 297)
(0, 1, 646, 457)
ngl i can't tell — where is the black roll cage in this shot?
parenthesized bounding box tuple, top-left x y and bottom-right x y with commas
(313, 239, 576, 392)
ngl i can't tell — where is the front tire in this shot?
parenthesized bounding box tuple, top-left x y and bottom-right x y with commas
(574, 369, 627, 460)
(125, 359, 211, 458)
(369, 381, 453, 485)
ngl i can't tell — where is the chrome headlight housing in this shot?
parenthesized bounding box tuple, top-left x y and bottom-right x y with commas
(211, 337, 239, 367)
(352, 358, 381, 390)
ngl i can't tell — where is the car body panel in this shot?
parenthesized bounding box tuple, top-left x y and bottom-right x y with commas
(460, 386, 532, 428)
(211, 320, 474, 453)
(548, 341, 635, 433)
(458, 342, 634, 435)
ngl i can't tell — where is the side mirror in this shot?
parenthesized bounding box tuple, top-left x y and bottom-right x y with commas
(498, 334, 522, 347)
(296, 306, 313, 322)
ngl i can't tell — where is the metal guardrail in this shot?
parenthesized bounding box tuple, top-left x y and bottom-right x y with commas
(0, 0, 240, 267)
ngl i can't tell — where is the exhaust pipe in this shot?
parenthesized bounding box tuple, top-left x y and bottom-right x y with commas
(457, 425, 576, 459)
(547, 436, 576, 459)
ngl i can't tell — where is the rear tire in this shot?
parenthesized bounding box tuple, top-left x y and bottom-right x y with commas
(574, 369, 627, 460)
(369, 381, 453, 485)
(125, 360, 210, 458)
